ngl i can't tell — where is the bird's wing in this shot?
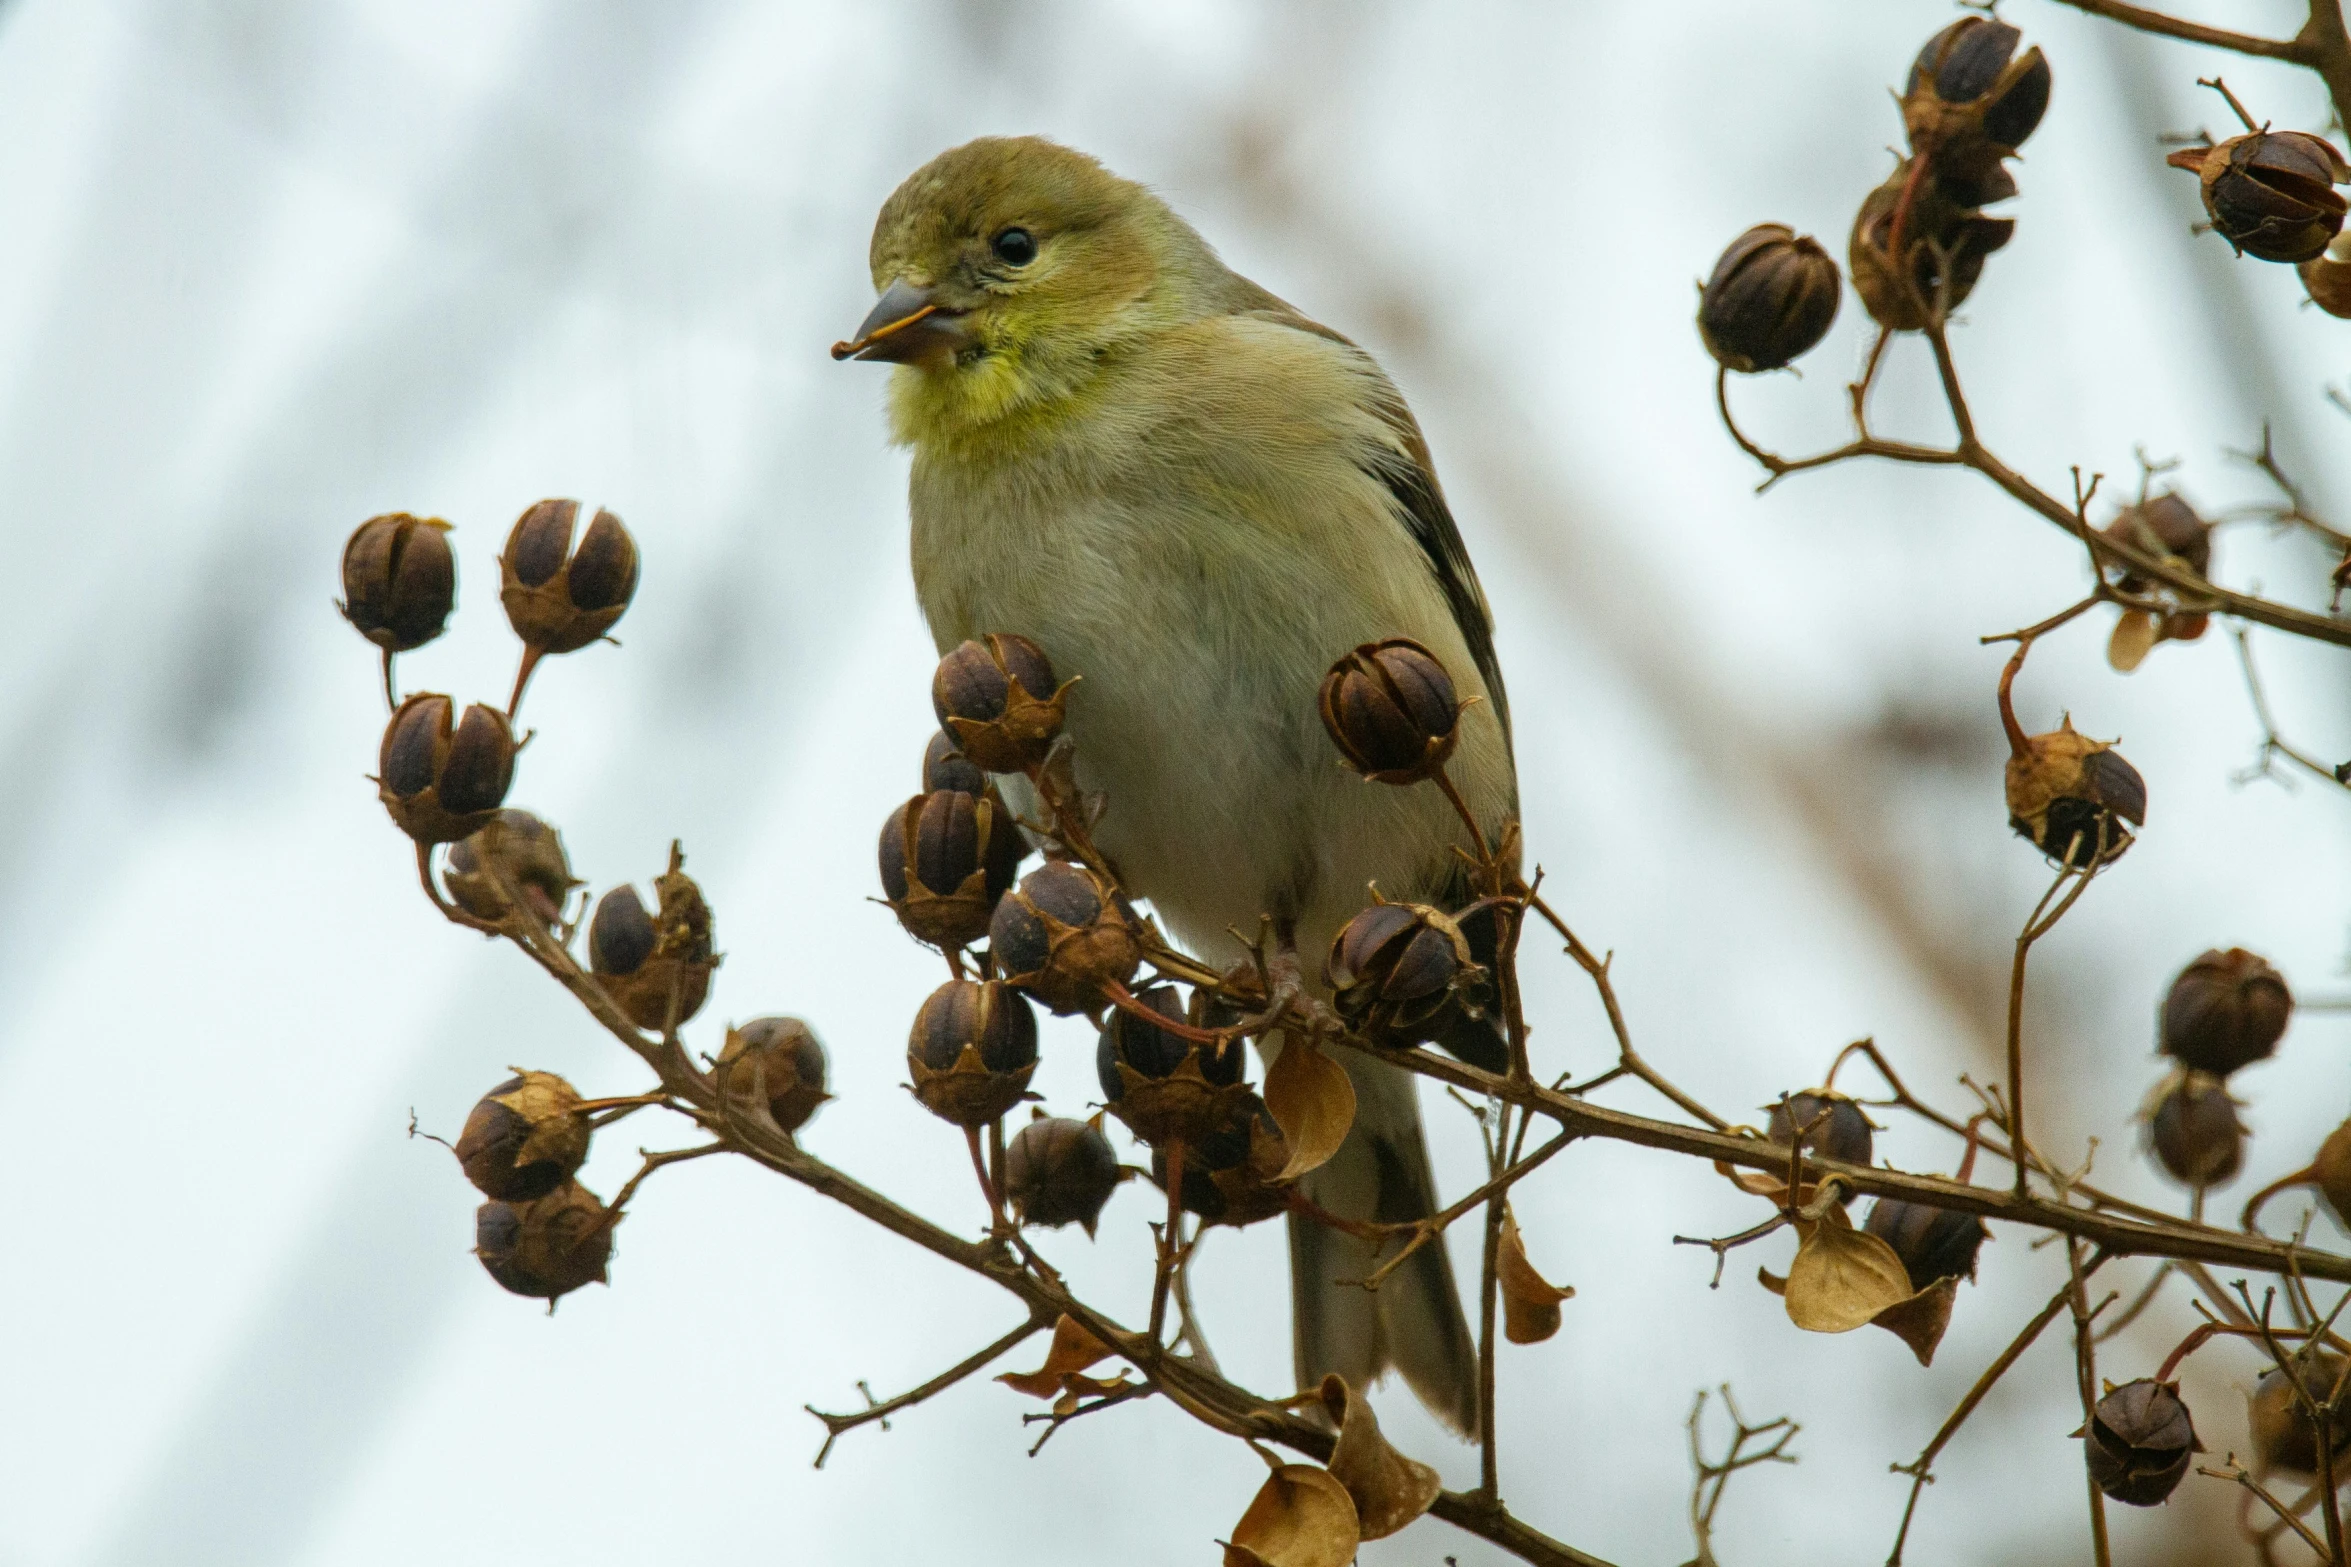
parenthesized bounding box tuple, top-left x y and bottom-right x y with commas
(1224, 288, 1511, 744)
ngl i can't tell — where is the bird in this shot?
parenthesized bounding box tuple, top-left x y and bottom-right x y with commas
(836, 135, 1516, 1438)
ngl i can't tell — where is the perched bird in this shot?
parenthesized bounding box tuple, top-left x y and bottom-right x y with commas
(837, 135, 1516, 1437)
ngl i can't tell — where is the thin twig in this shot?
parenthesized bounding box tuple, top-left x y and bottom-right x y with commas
(806, 1314, 1050, 1469)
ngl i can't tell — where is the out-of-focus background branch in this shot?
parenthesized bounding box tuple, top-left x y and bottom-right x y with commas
(0, 2, 2344, 1563)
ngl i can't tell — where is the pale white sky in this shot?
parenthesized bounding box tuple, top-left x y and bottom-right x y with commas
(0, 3, 2345, 1564)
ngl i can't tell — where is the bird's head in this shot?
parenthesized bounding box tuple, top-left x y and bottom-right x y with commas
(834, 137, 1217, 443)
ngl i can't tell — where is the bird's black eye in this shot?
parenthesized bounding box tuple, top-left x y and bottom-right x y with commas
(991, 227, 1038, 267)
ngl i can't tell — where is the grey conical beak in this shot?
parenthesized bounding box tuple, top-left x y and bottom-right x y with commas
(830, 279, 967, 364)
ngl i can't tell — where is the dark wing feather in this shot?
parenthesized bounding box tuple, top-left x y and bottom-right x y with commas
(1224, 284, 1511, 745)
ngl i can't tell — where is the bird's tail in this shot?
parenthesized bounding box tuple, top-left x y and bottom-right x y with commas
(1288, 1050, 1480, 1438)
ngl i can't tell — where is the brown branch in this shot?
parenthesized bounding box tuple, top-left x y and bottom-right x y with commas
(806, 1314, 1051, 1469)
(2200, 1459, 2334, 1560)
(1356, 1129, 1575, 1291)
(2048, 0, 2308, 63)
(2067, 1243, 2117, 1567)
(2232, 626, 2351, 794)
(1686, 1386, 1800, 1567)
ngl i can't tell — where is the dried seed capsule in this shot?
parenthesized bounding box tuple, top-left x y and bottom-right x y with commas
(1863, 1198, 1989, 1292)
(2249, 1351, 2351, 1475)
(2314, 1120, 2351, 1226)
(989, 861, 1142, 1015)
(2160, 948, 2293, 1077)
(1903, 18, 2052, 151)
(1765, 1088, 1875, 1173)
(922, 730, 989, 796)
(2081, 1379, 2199, 1506)
(1696, 224, 1842, 373)
(877, 788, 1029, 950)
(2169, 131, 2350, 264)
(586, 844, 719, 1030)
(2004, 719, 2145, 868)
(475, 1180, 614, 1306)
(716, 1016, 829, 1134)
(443, 809, 579, 925)
(2105, 493, 2212, 586)
(1153, 1096, 1289, 1227)
(1318, 639, 1463, 785)
(2145, 1069, 2244, 1188)
(339, 512, 455, 652)
(931, 634, 1069, 773)
(1096, 984, 1249, 1146)
(455, 1071, 591, 1202)
(499, 498, 641, 655)
(907, 979, 1039, 1127)
(1003, 1113, 1122, 1234)
(1848, 164, 2015, 330)
(376, 694, 517, 844)
(1326, 899, 1491, 1051)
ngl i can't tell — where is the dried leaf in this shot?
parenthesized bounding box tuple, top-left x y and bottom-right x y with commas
(996, 1314, 1116, 1400)
(1779, 1207, 1914, 1333)
(1498, 1206, 1575, 1344)
(1712, 1157, 1821, 1209)
(2107, 609, 2156, 673)
(1872, 1274, 1960, 1366)
(1318, 1375, 1441, 1539)
(1264, 1038, 1355, 1183)
(1220, 1460, 1360, 1567)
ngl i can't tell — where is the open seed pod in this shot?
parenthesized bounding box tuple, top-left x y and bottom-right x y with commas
(443, 809, 579, 925)
(989, 861, 1142, 1015)
(907, 979, 1039, 1128)
(1002, 1112, 1122, 1234)
(931, 634, 1070, 773)
(1097, 984, 1250, 1146)
(1154, 1095, 1290, 1228)
(1696, 224, 1842, 374)
(1326, 899, 1490, 1049)
(339, 511, 455, 653)
(877, 787, 1028, 949)
(2081, 1379, 2199, 1506)
(716, 1016, 829, 1135)
(475, 1180, 614, 1307)
(1766, 1088, 1876, 1180)
(2004, 717, 2145, 868)
(2249, 1350, 2351, 1476)
(454, 1070, 592, 1202)
(499, 498, 640, 655)
(1318, 639, 1463, 785)
(2168, 130, 2350, 264)
(587, 844, 719, 1032)
(376, 694, 517, 845)
(1863, 1197, 1989, 1292)
(1848, 163, 2014, 330)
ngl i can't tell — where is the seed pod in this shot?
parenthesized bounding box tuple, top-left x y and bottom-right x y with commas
(499, 498, 641, 655)
(989, 861, 1142, 1015)
(443, 809, 579, 925)
(1153, 1095, 1290, 1228)
(931, 634, 1069, 774)
(586, 844, 719, 1031)
(1696, 225, 1842, 373)
(1318, 639, 1463, 785)
(2145, 1069, 2244, 1188)
(1863, 1197, 1989, 1292)
(475, 1181, 614, 1305)
(877, 788, 1029, 949)
(2160, 948, 2293, 1076)
(2004, 718, 2145, 868)
(2081, 1379, 2199, 1506)
(1326, 899, 1490, 1049)
(923, 730, 989, 796)
(339, 512, 455, 653)
(454, 1070, 592, 1202)
(1903, 18, 2052, 152)
(2314, 1120, 2351, 1226)
(1766, 1088, 1876, 1176)
(1003, 1113, 1122, 1234)
(907, 979, 1039, 1127)
(376, 694, 517, 844)
(2249, 1351, 2351, 1475)
(2303, 234, 2351, 315)
(1849, 164, 2014, 330)
(2168, 131, 2350, 264)
(2105, 493, 2212, 588)
(1096, 984, 1250, 1146)
(716, 1016, 829, 1134)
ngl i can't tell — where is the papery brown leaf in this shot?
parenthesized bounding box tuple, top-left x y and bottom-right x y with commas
(996, 1314, 1115, 1400)
(1318, 1375, 1441, 1540)
(1779, 1207, 1914, 1333)
(1498, 1206, 1575, 1344)
(1264, 1038, 1355, 1183)
(2107, 609, 2156, 673)
(1712, 1157, 1819, 1208)
(1220, 1460, 1360, 1567)
(1872, 1274, 1960, 1366)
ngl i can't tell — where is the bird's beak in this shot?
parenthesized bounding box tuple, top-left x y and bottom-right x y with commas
(830, 279, 967, 364)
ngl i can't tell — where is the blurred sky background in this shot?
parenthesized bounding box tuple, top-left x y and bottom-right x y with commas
(0, 1, 2347, 1563)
